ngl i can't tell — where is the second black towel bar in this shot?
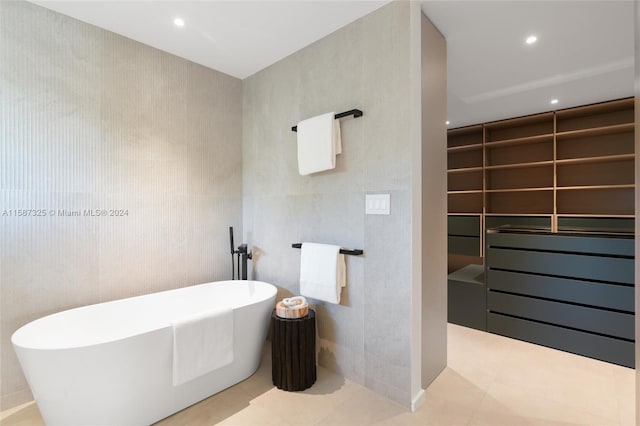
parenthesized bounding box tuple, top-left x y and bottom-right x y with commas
(292, 243, 363, 256)
(291, 109, 363, 132)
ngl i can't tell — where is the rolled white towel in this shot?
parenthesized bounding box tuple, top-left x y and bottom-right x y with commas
(282, 296, 308, 310)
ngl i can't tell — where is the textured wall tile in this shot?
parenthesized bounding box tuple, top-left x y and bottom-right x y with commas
(361, 1, 412, 192)
(363, 189, 412, 403)
(0, 1, 243, 408)
(1, 190, 101, 400)
(243, 1, 414, 406)
(0, 1, 104, 194)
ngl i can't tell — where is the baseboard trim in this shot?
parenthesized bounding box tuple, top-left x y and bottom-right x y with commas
(411, 388, 425, 412)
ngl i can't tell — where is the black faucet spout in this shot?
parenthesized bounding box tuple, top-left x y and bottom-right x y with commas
(237, 243, 252, 280)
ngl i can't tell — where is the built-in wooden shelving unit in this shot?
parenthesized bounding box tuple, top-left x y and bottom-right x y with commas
(447, 125, 484, 218)
(447, 97, 635, 261)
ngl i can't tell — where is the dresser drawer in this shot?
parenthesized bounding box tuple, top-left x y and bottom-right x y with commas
(488, 291, 634, 340)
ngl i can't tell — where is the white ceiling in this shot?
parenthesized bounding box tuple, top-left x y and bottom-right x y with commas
(30, 0, 636, 127)
(30, 0, 389, 79)
(422, 0, 635, 127)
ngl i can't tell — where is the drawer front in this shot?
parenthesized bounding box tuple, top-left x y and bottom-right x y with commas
(448, 216, 480, 237)
(488, 313, 634, 368)
(486, 232, 634, 257)
(488, 291, 634, 340)
(485, 216, 551, 230)
(557, 217, 635, 233)
(487, 269, 634, 312)
(486, 247, 634, 284)
(448, 236, 480, 256)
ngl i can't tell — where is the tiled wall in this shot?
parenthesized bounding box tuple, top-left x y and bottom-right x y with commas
(0, 1, 243, 409)
(242, 1, 421, 406)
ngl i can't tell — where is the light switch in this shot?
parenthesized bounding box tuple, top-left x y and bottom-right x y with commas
(365, 193, 390, 215)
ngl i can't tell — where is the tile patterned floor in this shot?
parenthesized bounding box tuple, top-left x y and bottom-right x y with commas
(1, 324, 635, 425)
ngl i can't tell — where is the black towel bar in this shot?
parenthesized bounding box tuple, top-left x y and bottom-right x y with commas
(292, 243, 363, 256)
(291, 109, 363, 132)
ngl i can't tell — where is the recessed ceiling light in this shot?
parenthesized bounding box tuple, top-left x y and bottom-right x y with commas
(446, 120, 450, 125)
(550, 99, 559, 105)
(525, 35, 537, 45)
(174, 17, 185, 27)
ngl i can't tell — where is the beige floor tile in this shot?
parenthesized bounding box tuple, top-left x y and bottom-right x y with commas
(316, 385, 406, 425)
(408, 367, 486, 425)
(215, 402, 291, 426)
(467, 396, 545, 426)
(470, 380, 618, 426)
(376, 392, 478, 426)
(235, 366, 276, 400)
(446, 325, 511, 392)
(236, 346, 275, 399)
(425, 366, 487, 407)
(250, 366, 361, 426)
(156, 385, 254, 426)
(611, 364, 636, 426)
(494, 347, 620, 422)
(619, 399, 636, 426)
(0, 401, 44, 426)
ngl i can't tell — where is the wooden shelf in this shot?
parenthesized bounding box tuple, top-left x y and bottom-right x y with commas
(486, 139, 553, 168)
(449, 168, 482, 192)
(557, 184, 635, 191)
(447, 124, 482, 136)
(556, 123, 634, 140)
(486, 189, 554, 214)
(448, 148, 482, 170)
(486, 163, 553, 190)
(448, 191, 483, 214)
(485, 160, 553, 171)
(557, 158, 633, 187)
(556, 97, 634, 119)
(557, 214, 635, 218)
(488, 211, 553, 215)
(486, 187, 553, 193)
(448, 124, 483, 136)
(556, 153, 635, 165)
(447, 189, 482, 194)
(557, 188, 634, 215)
(485, 112, 554, 143)
(556, 98, 634, 133)
(448, 166, 484, 174)
(484, 133, 553, 149)
(447, 143, 483, 153)
(448, 125, 483, 149)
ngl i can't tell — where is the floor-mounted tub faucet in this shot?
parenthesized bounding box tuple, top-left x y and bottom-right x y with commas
(237, 243, 252, 280)
(229, 227, 252, 280)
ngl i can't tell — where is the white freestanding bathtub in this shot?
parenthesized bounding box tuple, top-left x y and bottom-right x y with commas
(11, 280, 277, 425)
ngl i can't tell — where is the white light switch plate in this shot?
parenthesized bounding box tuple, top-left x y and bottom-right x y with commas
(365, 193, 390, 215)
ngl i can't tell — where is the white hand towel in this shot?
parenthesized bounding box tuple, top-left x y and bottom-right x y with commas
(299, 242, 347, 304)
(334, 116, 342, 155)
(297, 112, 342, 175)
(172, 307, 234, 386)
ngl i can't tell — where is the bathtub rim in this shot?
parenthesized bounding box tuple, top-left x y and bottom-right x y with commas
(11, 280, 277, 351)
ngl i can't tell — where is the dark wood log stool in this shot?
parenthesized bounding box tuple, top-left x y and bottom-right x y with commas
(271, 309, 316, 391)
